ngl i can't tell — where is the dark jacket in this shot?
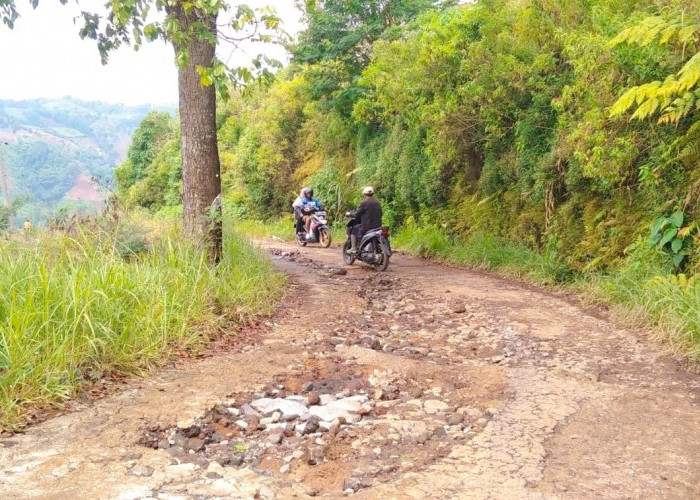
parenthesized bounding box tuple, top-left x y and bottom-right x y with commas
(356, 196, 382, 230)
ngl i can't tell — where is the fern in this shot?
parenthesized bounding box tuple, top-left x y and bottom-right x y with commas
(610, 16, 700, 124)
(610, 15, 700, 49)
(670, 120, 700, 167)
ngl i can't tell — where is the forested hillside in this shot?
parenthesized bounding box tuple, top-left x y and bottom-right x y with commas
(121, 0, 700, 278)
(0, 98, 170, 224)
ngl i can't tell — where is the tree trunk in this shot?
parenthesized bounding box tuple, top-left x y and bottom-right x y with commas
(167, 2, 222, 263)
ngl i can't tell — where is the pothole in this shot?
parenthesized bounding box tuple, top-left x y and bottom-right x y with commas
(140, 356, 495, 494)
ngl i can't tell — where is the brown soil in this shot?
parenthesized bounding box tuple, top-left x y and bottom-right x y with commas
(1, 240, 700, 499)
(63, 173, 104, 203)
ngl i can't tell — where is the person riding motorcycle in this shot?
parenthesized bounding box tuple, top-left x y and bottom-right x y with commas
(292, 187, 323, 235)
(349, 186, 382, 254)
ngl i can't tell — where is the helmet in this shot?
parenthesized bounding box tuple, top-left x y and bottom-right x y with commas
(362, 186, 374, 196)
(302, 186, 313, 197)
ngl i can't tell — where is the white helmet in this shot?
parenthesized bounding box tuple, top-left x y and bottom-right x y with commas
(362, 186, 374, 196)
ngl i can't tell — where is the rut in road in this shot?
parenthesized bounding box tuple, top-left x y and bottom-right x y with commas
(1, 241, 699, 499)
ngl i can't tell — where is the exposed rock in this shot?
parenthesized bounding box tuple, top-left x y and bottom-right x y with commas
(250, 398, 308, 419)
(424, 399, 449, 414)
(187, 438, 205, 452)
(319, 394, 336, 406)
(302, 415, 321, 435)
(268, 432, 283, 445)
(307, 391, 321, 406)
(447, 413, 464, 426)
(129, 465, 154, 477)
(241, 404, 262, 418)
(257, 483, 276, 499)
(308, 396, 370, 423)
(305, 444, 326, 465)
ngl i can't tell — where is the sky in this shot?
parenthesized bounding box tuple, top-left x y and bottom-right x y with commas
(0, 0, 304, 106)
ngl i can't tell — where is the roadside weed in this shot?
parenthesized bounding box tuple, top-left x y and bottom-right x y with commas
(0, 218, 284, 430)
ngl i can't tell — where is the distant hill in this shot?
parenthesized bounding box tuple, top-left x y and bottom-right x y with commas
(0, 97, 175, 224)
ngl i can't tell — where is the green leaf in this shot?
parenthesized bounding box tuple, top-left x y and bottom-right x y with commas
(144, 24, 160, 41)
(650, 216, 667, 238)
(659, 227, 678, 247)
(669, 211, 684, 228)
(671, 238, 683, 253)
(673, 253, 684, 268)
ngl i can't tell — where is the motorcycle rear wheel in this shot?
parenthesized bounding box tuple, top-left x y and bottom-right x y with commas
(342, 240, 355, 265)
(372, 242, 390, 271)
(296, 233, 307, 247)
(320, 228, 332, 248)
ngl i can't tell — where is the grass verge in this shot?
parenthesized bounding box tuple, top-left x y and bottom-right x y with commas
(0, 217, 285, 431)
(392, 225, 574, 285)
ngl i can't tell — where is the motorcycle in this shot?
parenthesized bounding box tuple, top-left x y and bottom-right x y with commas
(342, 212, 392, 271)
(296, 208, 332, 247)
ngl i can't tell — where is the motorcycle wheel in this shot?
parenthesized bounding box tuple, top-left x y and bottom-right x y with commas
(372, 242, 390, 271)
(319, 228, 332, 248)
(296, 233, 307, 247)
(342, 240, 356, 265)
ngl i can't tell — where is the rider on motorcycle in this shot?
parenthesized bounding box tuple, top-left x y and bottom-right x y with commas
(349, 186, 382, 254)
(292, 187, 323, 235)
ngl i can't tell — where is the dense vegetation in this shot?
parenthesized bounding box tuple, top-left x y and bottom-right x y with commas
(0, 98, 171, 224)
(117, 0, 698, 267)
(0, 217, 284, 430)
(115, 0, 700, 356)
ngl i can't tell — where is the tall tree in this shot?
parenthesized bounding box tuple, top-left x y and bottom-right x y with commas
(2, 0, 279, 261)
(293, 0, 449, 113)
(167, 2, 223, 258)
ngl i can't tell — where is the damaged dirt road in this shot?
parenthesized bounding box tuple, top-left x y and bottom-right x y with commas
(2, 241, 700, 499)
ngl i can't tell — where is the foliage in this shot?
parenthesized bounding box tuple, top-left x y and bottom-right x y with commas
(232, 215, 297, 241)
(0, 206, 8, 230)
(591, 243, 700, 360)
(610, 14, 700, 125)
(293, 0, 449, 114)
(0, 214, 285, 430)
(115, 111, 177, 193)
(650, 210, 696, 269)
(393, 220, 574, 285)
(3, 138, 79, 202)
(204, 0, 700, 275)
(127, 138, 183, 210)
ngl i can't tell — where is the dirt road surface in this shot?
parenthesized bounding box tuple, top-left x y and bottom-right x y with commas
(2, 241, 700, 499)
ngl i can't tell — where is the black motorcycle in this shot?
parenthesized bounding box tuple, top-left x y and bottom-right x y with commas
(342, 212, 392, 271)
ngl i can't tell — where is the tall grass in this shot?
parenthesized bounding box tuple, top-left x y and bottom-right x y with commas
(0, 218, 285, 430)
(392, 225, 574, 284)
(234, 217, 296, 241)
(591, 247, 700, 361)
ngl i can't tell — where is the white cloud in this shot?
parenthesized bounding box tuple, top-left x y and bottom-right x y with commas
(0, 0, 303, 106)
